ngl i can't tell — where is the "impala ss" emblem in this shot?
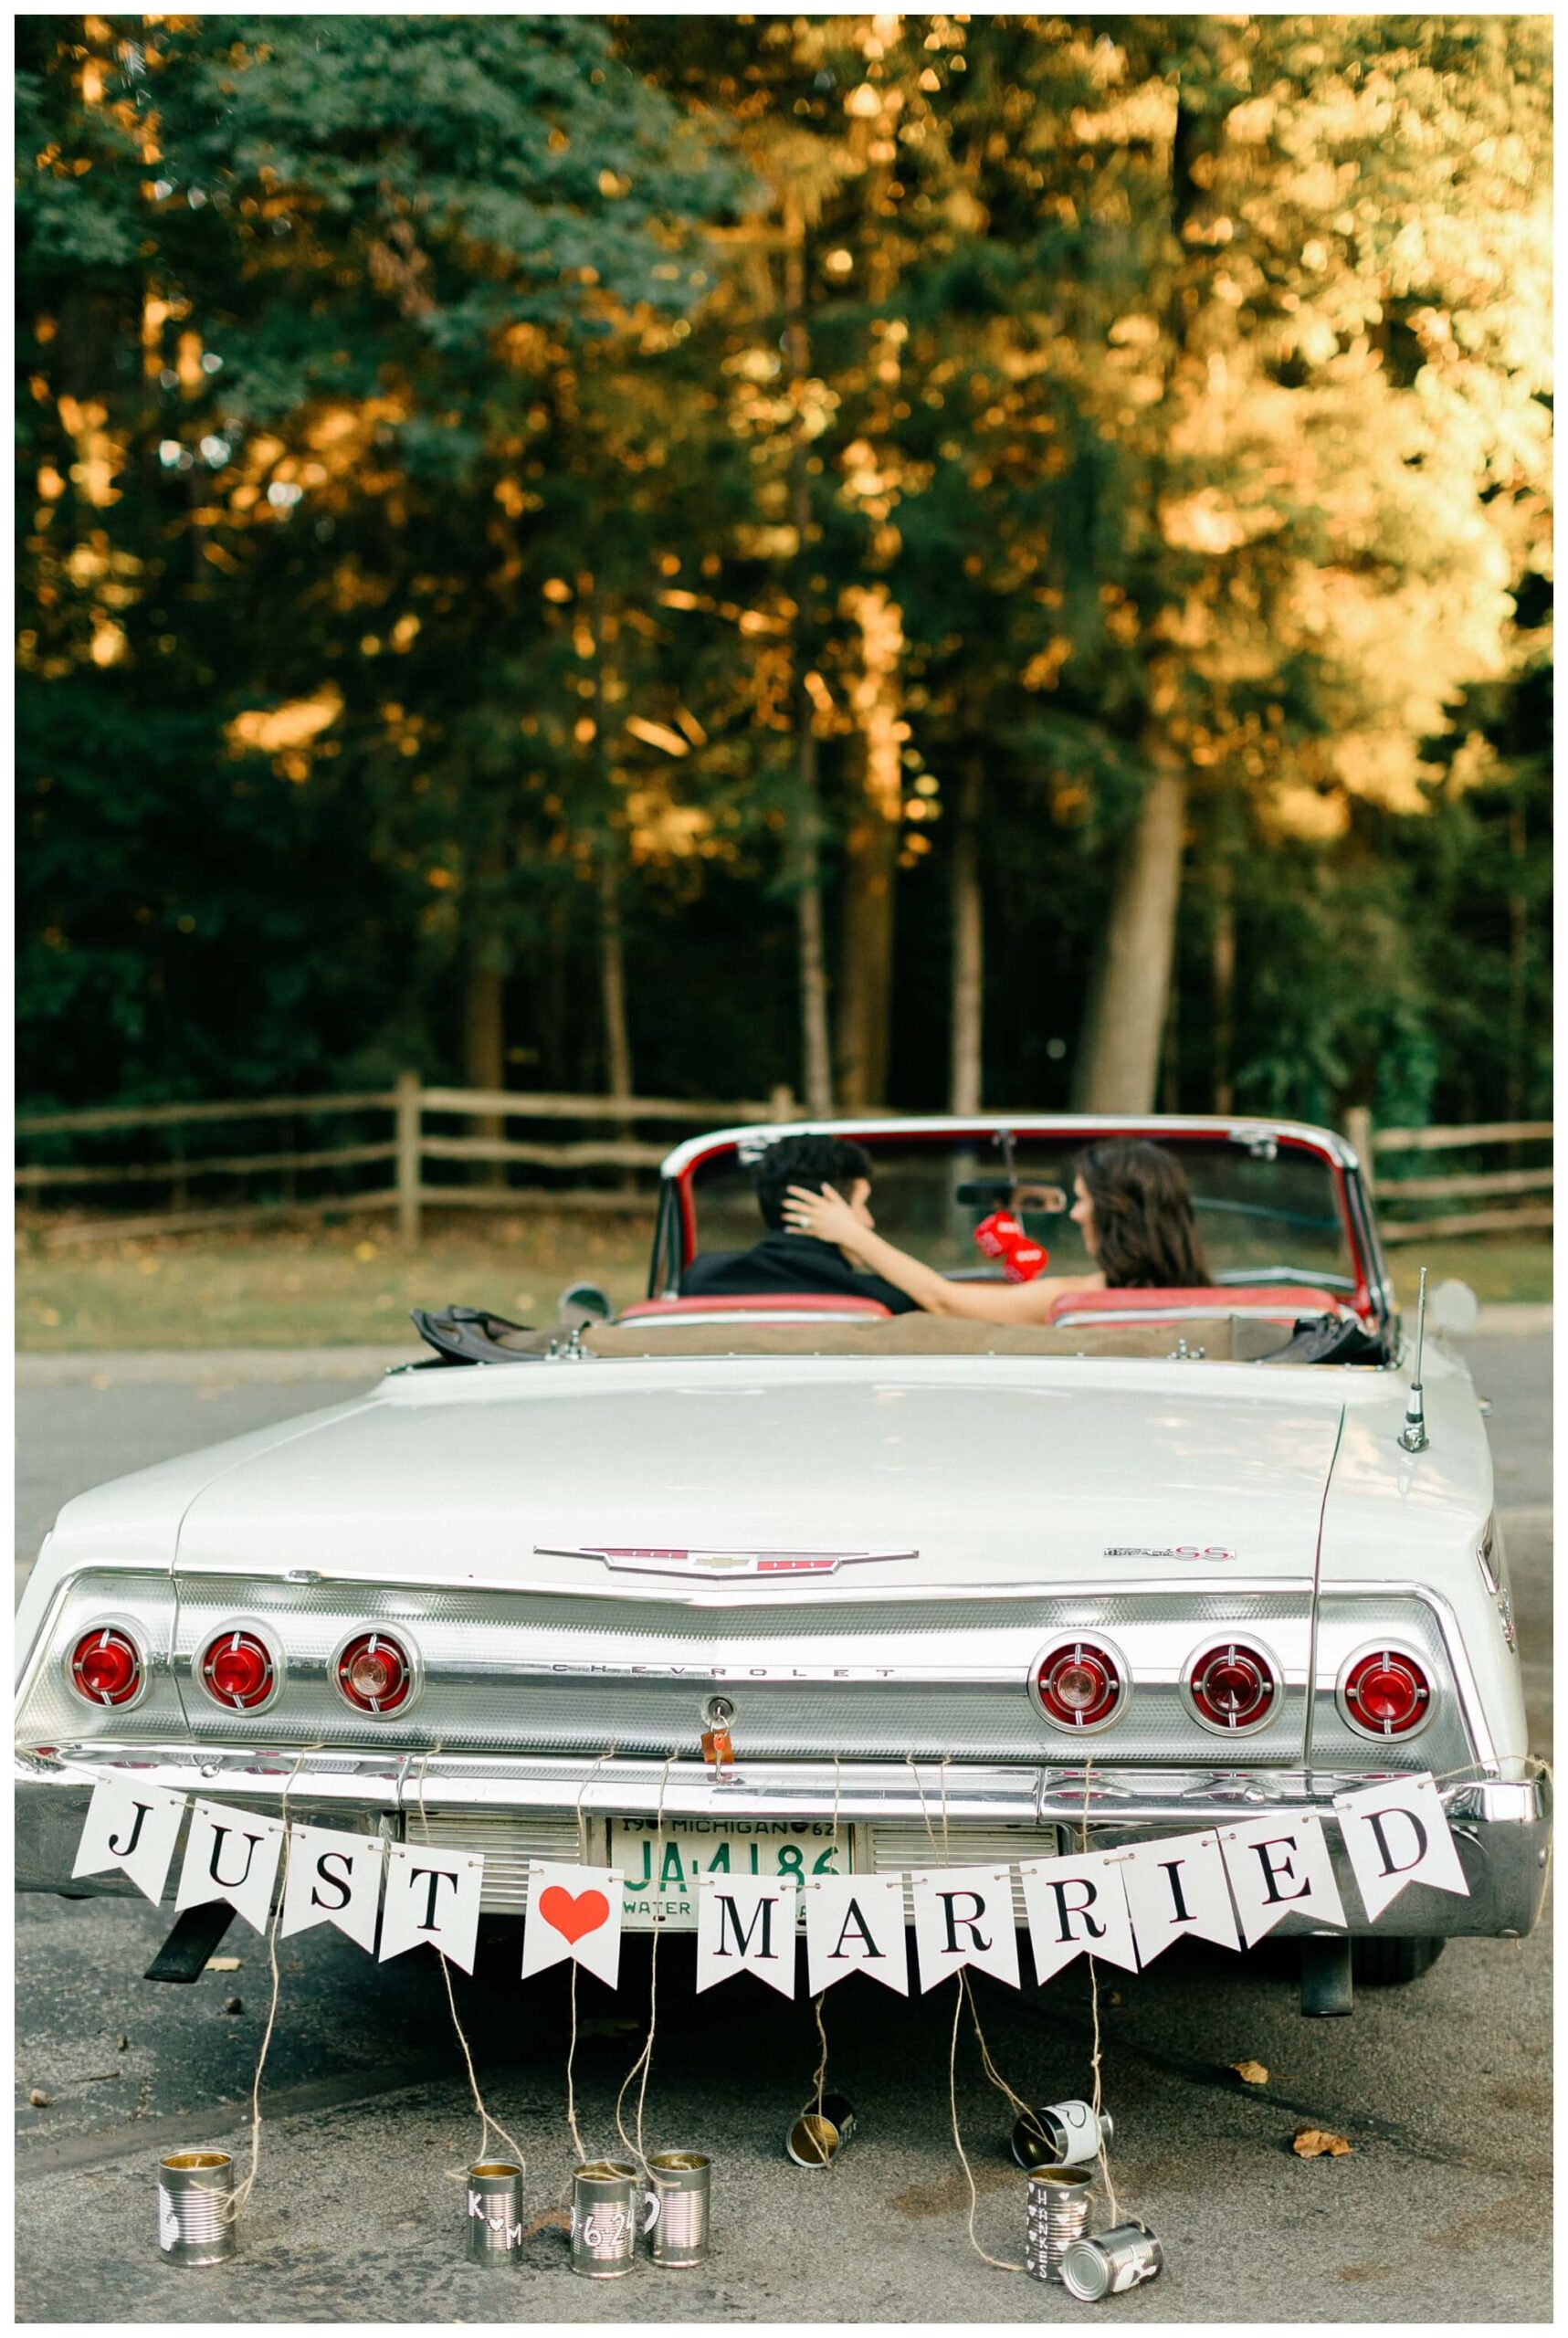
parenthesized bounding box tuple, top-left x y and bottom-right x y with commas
(536, 1545, 917, 1579)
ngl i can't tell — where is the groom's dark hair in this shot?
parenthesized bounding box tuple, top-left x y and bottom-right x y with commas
(754, 1134, 876, 1230)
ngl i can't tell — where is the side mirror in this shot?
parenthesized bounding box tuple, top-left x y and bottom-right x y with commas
(1428, 1278, 1479, 1339)
(557, 1280, 612, 1329)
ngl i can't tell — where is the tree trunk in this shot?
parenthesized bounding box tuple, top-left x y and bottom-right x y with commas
(464, 837, 506, 1185)
(1211, 846, 1235, 1113)
(835, 584, 904, 1111)
(784, 197, 833, 1118)
(598, 850, 633, 1108)
(1073, 734, 1188, 1113)
(949, 757, 984, 1114)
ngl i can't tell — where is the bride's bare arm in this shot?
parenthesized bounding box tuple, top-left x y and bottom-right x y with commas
(781, 1185, 1102, 1322)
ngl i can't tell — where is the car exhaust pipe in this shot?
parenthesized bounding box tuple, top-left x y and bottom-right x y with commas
(1299, 1933, 1354, 2017)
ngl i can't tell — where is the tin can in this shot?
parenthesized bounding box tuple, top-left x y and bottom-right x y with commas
(785, 2091, 856, 2167)
(1024, 2164, 1096, 2284)
(465, 2160, 524, 2266)
(157, 2150, 237, 2266)
(571, 2160, 640, 2279)
(1060, 2220, 1163, 2301)
(1012, 2100, 1115, 2170)
(646, 2151, 711, 2268)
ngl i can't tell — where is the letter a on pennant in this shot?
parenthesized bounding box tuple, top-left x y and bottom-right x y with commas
(1220, 1812, 1346, 1947)
(279, 1825, 386, 1954)
(174, 1797, 287, 1935)
(1118, 1830, 1240, 1964)
(695, 1873, 798, 1997)
(909, 1865, 1019, 1994)
(72, 1777, 187, 1907)
(805, 1873, 909, 1996)
(521, 1859, 624, 1989)
(1019, 1851, 1139, 1985)
(1333, 1772, 1469, 1923)
(378, 1842, 484, 1975)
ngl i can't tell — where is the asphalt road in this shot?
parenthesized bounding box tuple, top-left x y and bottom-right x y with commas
(15, 1332, 1552, 2322)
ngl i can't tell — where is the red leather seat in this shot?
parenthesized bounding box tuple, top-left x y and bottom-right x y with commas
(619, 1293, 892, 1322)
(1046, 1284, 1343, 1328)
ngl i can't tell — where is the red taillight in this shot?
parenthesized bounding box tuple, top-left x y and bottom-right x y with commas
(68, 1627, 142, 1708)
(1342, 1648, 1430, 1738)
(199, 1629, 276, 1711)
(1186, 1641, 1278, 1733)
(1035, 1639, 1125, 1732)
(335, 1631, 413, 1715)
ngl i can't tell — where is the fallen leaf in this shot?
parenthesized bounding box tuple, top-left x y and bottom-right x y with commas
(1232, 2059, 1269, 2086)
(27, 2089, 49, 2108)
(116, 2034, 129, 2052)
(222, 1996, 245, 2015)
(1293, 2127, 1353, 2158)
(205, 1956, 242, 1972)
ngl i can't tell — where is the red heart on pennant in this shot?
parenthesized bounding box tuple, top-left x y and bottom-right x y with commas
(538, 1883, 610, 1945)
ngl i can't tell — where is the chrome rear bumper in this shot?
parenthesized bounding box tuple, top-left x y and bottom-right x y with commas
(16, 1745, 1551, 1939)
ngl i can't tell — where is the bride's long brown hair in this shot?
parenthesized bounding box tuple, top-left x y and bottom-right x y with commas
(1072, 1140, 1211, 1289)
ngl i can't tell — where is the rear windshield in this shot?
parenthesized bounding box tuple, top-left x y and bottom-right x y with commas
(688, 1132, 1357, 1292)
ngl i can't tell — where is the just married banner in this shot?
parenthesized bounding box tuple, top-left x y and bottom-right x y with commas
(70, 1772, 1468, 1988)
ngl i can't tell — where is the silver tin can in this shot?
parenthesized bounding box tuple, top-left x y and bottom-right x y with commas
(646, 2151, 711, 2269)
(465, 2160, 524, 2266)
(785, 2092, 856, 2167)
(1024, 2164, 1096, 2284)
(157, 2150, 237, 2266)
(570, 2160, 640, 2279)
(1061, 2220, 1163, 2301)
(1012, 2100, 1115, 2169)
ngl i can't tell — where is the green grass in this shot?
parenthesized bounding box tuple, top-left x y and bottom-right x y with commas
(15, 1210, 656, 1353)
(15, 1215, 1549, 1353)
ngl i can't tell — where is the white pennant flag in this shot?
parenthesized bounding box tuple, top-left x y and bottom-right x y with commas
(72, 1778, 188, 1906)
(695, 1874, 798, 1997)
(1019, 1850, 1140, 1985)
(1333, 1773, 1469, 1923)
(1220, 1812, 1347, 1947)
(1119, 1830, 1240, 1964)
(280, 1825, 387, 1954)
(909, 1864, 1019, 1994)
(378, 1841, 484, 1975)
(175, 1798, 287, 1935)
(805, 1873, 910, 1996)
(521, 1859, 625, 1989)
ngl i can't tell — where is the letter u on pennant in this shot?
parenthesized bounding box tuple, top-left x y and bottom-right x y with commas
(174, 1797, 287, 1935)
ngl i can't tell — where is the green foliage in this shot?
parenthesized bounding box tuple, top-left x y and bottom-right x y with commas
(16, 13, 1552, 1130)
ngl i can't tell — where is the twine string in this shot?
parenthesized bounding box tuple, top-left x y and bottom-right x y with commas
(614, 1749, 679, 2177)
(415, 1748, 526, 2174)
(561, 1748, 616, 2171)
(196, 1742, 321, 2227)
(948, 1976, 1026, 2274)
(1079, 1758, 1120, 2228)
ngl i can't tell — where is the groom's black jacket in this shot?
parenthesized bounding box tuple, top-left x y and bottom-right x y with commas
(679, 1230, 921, 1315)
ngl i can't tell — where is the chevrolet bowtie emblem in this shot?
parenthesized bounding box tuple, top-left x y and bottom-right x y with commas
(536, 1545, 916, 1579)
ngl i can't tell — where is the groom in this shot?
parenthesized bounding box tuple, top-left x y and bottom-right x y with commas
(680, 1133, 921, 1314)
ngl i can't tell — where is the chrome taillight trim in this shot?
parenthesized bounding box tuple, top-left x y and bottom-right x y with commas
(1334, 1640, 1434, 1743)
(62, 1616, 153, 1714)
(194, 1617, 287, 1716)
(1027, 1634, 1131, 1736)
(1179, 1636, 1284, 1738)
(329, 1626, 424, 1719)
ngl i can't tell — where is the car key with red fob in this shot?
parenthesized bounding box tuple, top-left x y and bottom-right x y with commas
(973, 1209, 1049, 1282)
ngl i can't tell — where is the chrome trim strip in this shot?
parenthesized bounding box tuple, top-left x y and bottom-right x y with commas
(657, 1113, 1356, 1182)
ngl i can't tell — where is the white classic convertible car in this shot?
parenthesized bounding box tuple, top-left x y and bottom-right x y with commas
(15, 1114, 1548, 2012)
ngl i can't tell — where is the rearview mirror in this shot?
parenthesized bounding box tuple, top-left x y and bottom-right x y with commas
(557, 1281, 612, 1329)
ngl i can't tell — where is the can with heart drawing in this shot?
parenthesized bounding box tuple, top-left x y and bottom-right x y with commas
(465, 2161, 524, 2266)
(1011, 2099, 1115, 2169)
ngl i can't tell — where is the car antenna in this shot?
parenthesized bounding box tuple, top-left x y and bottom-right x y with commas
(1398, 1267, 1429, 1454)
(992, 1126, 1017, 1190)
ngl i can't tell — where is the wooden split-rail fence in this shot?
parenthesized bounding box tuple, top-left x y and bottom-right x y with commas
(15, 1083, 1552, 1249)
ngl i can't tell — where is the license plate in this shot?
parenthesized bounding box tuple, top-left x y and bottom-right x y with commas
(610, 1817, 851, 1932)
